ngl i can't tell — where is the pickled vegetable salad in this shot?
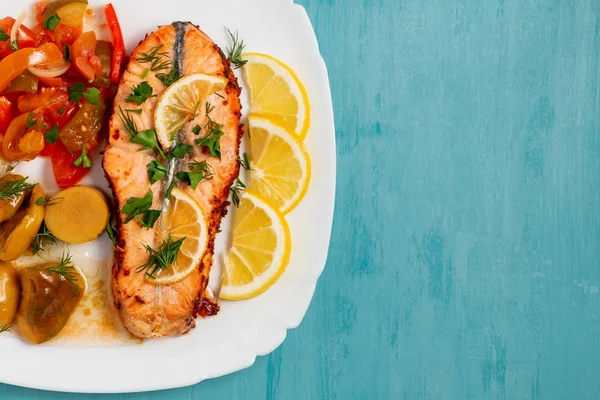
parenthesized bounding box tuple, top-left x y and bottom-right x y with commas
(0, 1, 124, 188)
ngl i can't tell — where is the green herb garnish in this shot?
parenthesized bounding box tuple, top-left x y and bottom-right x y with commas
(195, 130, 223, 159)
(68, 83, 85, 102)
(225, 28, 247, 69)
(32, 223, 57, 255)
(83, 87, 101, 105)
(192, 125, 201, 135)
(141, 68, 149, 79)
(192, 101, 202, 120)
(106, 220, 117, 244)
(69, 83, 100, 104)
(44, 125, 59, 144)
(139, 210, 161, 229)
(130, 129, 165, 158)
(0, 177, 34, 201)
(125, 109, 143, 114)
(176, 161, 213, 189)
(167, 143, 193, 159)
(35, 196, 60, 206)
(117, 107, 165, 157)
(194, 102, 224, 159)
(125, 81, 156, 105)
(240, 152, 253, 171)
(0, 325, 10, 334)
(0, 28, 9, 42)
(229, 178, 246, 207)
(9, 39, 18, 52)
(121, 190, 161, 228)
(73, 145, 92, 168)
(43, 13, 61, 31)
(137, 235, 186, 279)
(135, 45, 171, 72)
(156, 69, 179, 86)
(147, 160, 167, 184)
(46, 252, 78, 284)
(57, 105, 66, 115)
(26, 112, 39, 130)
(118, 106, 139, 139)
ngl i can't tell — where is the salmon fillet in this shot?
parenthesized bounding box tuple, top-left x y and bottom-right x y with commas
(103, 22, 242, 338)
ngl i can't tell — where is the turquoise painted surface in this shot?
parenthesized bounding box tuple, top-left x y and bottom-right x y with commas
(2, 0, 600, 398)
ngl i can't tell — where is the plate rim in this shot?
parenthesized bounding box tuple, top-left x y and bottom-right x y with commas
(0, 0, 336, 393)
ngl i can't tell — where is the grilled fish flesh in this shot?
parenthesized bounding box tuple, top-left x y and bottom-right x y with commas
(103, 22, 242, 338)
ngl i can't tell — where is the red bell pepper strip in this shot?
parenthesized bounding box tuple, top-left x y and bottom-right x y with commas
(0, 97, 12, 135)
(105, 3, 125, 84)
(51, 141, 92, 188)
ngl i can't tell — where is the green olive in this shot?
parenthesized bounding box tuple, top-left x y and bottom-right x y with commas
(0, 261, 19, 326)
(17, 264, 83, 344)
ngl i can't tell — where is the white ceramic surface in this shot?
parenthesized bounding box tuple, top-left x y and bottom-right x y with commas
(0, 0, 335, 393)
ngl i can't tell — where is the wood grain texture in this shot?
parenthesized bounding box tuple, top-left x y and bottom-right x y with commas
(2, 0, 600, 398)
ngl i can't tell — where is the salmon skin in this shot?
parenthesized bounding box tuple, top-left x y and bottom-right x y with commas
(103, 22, 242, 338)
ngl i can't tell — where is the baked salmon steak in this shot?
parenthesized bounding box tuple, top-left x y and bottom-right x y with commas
(103, 22, 242, 338)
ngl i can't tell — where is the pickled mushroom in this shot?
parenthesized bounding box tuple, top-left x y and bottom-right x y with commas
(0, 184, 45, 261)
(16, 256, 84, 344)
(0, 174, 27, 224)
(0, 261, 19, 326)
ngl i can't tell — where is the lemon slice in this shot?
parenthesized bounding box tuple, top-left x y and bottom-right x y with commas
(242, 53, 310, 139)
(220, 190, 291, 300)
(247, 115, 311, 214)
(151, 187, 208, 285)
(154, 73, 227, 150)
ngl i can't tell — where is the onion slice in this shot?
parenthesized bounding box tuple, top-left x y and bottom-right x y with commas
(28, 62, 71, 79)
(10, 12, 28, 44)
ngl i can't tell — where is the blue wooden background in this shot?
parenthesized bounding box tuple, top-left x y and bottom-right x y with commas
(2, 0, 600, 398)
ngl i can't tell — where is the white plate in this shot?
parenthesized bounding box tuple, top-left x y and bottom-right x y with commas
(0, 0, 335, 393)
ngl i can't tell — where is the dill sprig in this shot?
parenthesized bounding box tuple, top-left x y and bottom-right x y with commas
(118, 106, 139, 139)
(229, 179, 246, 207)
(225, 28, 247, 69)
(118, 107, 165, 158)
(240, 152, 253, 171)
(137, 235, 186, 279)
(0, 325, 10, 334)
(0, 178, 35, 201)
(35, 196, 61, 206)
(46, 253, 78, 284)
(32, 223, 58, 255)
(26, 112, 39, 130)
(9, 39, 18, 52)
(135, 45, 171, 72)
(156, 69, 180, 86)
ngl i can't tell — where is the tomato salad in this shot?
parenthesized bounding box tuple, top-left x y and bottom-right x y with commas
(0, 1, 124, 188)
